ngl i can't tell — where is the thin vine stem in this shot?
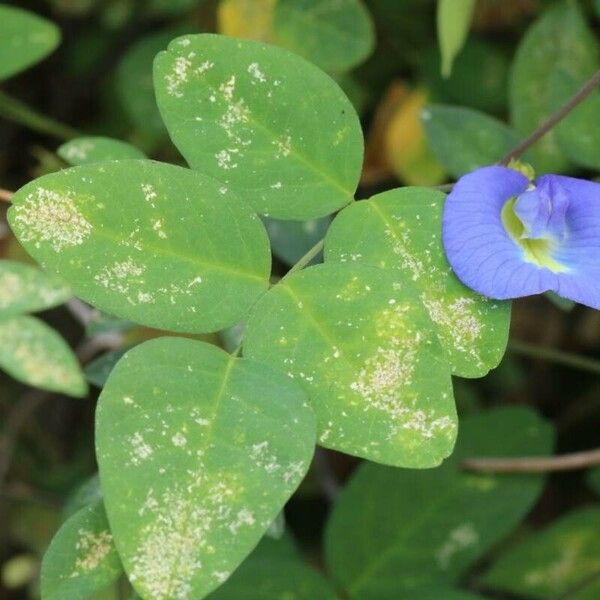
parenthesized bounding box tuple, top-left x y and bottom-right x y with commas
(508, 340, 600, 376)
(462, 447, 600, 473)
(281, 238, 324, 281)
(0, 89, 80, 141)
(499, 68, 600, 165)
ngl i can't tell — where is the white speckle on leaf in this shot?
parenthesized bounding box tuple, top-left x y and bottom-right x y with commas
(129, 432, 153, 465)
(70, 528, 113, 577)
(13, 187, 92, 252)
(273, 134, 292, 158)
(435, 523, 479, 570)
(247, 62, 266, 83)
(166, 56, 192, 98)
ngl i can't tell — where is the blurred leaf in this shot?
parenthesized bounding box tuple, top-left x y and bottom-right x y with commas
(0, 316, 87, 397)
(154, 34, 363, 219)
(509, 2, 597, 173)
(64, 473, 103, 518)
(218, 0, 276, 40)
(1, 554, 37, 590)
(272, 0, 375, 73)
(544, 291, 576, 312)
(325, 407, 554, 598)
(424, 38, 509, 114)
(589, 467, 600, 495)
(263, 216, 330, 266)
(436, 0, 476, 78)
(385, 88, 446, 185)
(9, 161, 271, 334)
(421, 105, 522, 178)
(147, 0, 200, 17)
(0, 260, 71, 318)
(96, 337, 316, 599)
(208, 534, 337, 599)
(116, 26, 193, 144)
(9, 501, 62, 555)
(325, 187, 512, 378)
(41, 501, 122, 600)
(482, 507, 600, 599)
(553, 70, 600, 172)
(244, 263, 457, 467)
(58, 137, 145, 166)
(85, 348, 129, 388)
(0, 5, 60, 81)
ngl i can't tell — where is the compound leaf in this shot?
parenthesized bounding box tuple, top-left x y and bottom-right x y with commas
(9, 160, 271, 333)
(325, 187, 511, 378)
(96, 337, 316, 600)
(244, 263, 456, 467)
(154, 34, 363, 219)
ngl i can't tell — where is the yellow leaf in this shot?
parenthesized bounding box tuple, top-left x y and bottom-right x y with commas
(217, 0, 277, 42)
(384, 88, 446, 186)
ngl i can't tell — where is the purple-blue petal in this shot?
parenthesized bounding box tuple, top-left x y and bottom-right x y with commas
(549, 175, 600, 309)
(442, 166, 555, 299)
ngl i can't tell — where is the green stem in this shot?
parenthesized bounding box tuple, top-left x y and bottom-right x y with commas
(508, 340, 600, 376)
(282, 238, 324, 281)
(0, 89, 80, 141)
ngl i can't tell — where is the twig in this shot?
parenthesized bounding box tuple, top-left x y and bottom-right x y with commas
(499, 69, 600, 165)
(462, 447, 600, 473)
(0, 90, 80, 141)
(508, 340, 600, 376)
(65, 298, 97, 328)
(0, 188, 13, 203)
(282, 238, 324, 280)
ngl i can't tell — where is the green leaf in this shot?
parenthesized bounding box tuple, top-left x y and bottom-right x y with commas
(436, 0, 476, 78)
(552, 70, 600, 171)
(0, 315, 87, 396)
(116, 27, 192, 142)
(421, 105, 523, 178)
(482, 507, 600, 599)
(272, 0, 375, 74)
(325, 407, 554, 598)
(58, 137, 146, 166)
(588, 467, 600, 495)
(96, 337, 316, 600)
(209, 535, 337, 599)
(64, 474, 103, 518)
(0, 5, 60, 81)
(509, 2, 597, 173)
(244, 263, 456, 467)
(85, 348, 130, 388)
(325, 187, 511, 378)
(263, 216, 330, 266)
(41, 501, 122, 600)
(8, 160, 271, 334)
(0, 259, 71, 318)
(154, 34, 363, 219)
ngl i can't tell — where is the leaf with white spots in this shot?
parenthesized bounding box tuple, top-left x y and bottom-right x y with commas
(324, 407, 554, 598)
(0, 315, 87, 397)
(272, 0, 375, 74)
(244, 263, 456, 467)
(482, 507, 600, 600)
(0, 5, 60, 81)
(325, 188, 511, 378)
(0, 260, 71, 318)
(96, 337, 316, 600)
(58, 137, 146, 166)
(8, 160, 271, 333)
(41, 501, 122, 600)
(154, 34, 363, 219)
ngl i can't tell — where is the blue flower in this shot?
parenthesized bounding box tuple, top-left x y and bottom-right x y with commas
(442, 165, 600, 309)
